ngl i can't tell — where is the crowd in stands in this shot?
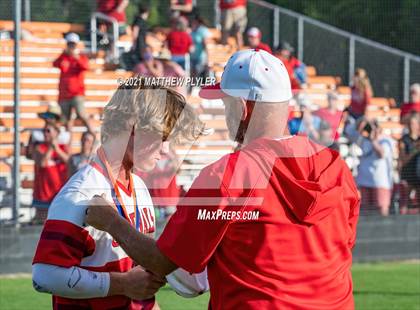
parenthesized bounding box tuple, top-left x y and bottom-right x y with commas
(14, 0, 419, 223)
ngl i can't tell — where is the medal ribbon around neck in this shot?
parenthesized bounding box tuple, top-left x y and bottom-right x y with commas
(97, 147, 140, 231)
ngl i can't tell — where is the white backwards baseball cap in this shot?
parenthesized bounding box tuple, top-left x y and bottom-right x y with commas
(199, 49, 292, 103)
(65, 32, 80, 43)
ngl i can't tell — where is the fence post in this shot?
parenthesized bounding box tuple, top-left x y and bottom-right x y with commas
(214, 0, 220, 30)
(403, 56, 410, 103)
(273, 8, 279, 49)
(348, 36, 355, 85)
(297, 16, 304, 61)
(24, 0, 30, 21)
(13, 0, 22, 227)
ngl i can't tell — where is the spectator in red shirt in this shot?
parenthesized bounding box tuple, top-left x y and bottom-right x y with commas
(400, 83, 420, 123)
(32, 122, 69, 224)
(220, 0, 247, 49)
(315, 91, 343, 141)
(166, 18, 193, 70)
(348, 68, 373, 119)
(246, 27, 272, 54)
(86, 49, 360, 310)
(53, 33, 93, 133)
(274, 41, 305, 90)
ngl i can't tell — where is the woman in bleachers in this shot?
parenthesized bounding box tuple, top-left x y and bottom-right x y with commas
(133, 45, 164, 77)
(399, 112, 420, 214)
(345, 117, 395, 216)
(31, 122, 69, 224)
(348, 68, 373, 119)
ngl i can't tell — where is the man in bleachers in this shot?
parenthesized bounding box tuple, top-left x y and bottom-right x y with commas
(314, 91, 342, 141)
(400, 83, 420, 124)
(220, 0, 247, 50)
(32, 122, 69, 224)
(274, 41, 306, 90)
(53, 33, 93, 134)
(246, 27, 272, 54)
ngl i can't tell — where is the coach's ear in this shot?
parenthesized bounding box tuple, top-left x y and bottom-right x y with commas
(239, 98, 248, 121)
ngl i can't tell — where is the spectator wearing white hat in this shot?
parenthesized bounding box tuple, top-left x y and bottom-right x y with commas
(53, 33, 93, 134)
(246, 27, 272, 54)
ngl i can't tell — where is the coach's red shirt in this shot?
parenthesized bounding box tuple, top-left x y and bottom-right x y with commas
(158, 136, 360, 310)
(53, 53, 88, 101)
(220, 0, 247, 10)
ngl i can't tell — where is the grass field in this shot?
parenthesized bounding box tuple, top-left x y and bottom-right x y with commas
(0, 262, 419, 310)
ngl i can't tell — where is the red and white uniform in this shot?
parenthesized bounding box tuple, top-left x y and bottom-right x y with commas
(33, 161, 155, 309)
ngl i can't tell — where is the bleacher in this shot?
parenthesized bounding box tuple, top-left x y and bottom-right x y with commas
(0, 20, 404, 207)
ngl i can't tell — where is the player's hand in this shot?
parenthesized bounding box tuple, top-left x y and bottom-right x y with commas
(122, 266, 166, 300)
(86, 194, 118, 232)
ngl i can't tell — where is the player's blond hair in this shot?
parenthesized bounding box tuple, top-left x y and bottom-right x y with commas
(101, 80, 205, 143)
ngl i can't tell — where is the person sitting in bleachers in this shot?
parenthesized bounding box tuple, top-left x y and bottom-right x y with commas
(31, 122, 69, 224)
(157, 50, 187, 97)
(246, 27, 272, 54)
(274, 41, 306, 91)
(288, 95, 321, 141)
(53, 33, 93, 134)
(25, 104, 71, 161)
(190, 15, 211, 79)
(314, 91, 342, 141)
(166, 17, 194, 70)
(345, 117, 395, 216)
(398, 112, 420, 214)
(348, 68, 373, 119)
(133, 45, 164, 77)
(67, 131, 96, 177)
(400, 83, 420, 124)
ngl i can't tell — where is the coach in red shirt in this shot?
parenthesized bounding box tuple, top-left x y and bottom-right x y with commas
(87, 49, 360, 309)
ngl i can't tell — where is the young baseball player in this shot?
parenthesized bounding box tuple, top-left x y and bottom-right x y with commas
(32, 83, 204, 309)
(86, 50, 360, 309)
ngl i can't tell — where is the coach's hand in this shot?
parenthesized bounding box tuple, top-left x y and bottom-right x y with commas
(109, 266, 166, 300)
(86, 194, 118, 232)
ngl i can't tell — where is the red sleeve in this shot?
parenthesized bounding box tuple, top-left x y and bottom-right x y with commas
(75, 55, 89, 71)
(52, 54, 69, 72)
(33, 219, 95, 267)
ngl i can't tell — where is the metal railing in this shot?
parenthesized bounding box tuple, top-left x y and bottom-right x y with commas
(90, 12, 119, 60)
(215, 0, 420, 104)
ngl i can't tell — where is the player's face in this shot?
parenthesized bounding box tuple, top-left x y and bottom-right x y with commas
(132, 130, 170, 172)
